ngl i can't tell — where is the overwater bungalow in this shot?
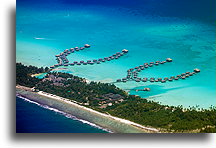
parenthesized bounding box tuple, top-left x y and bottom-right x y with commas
(164, 77, 169, 80)
(150, 62, 154, 64)
(84, 44, 90, 48)
(150, 79, 155, 82)
(80, 47, 85, 50)
(98, 58, 103, 61)
(189, 73, 193, 76)
(194, 68, 200, 73)
(122, 78, 127, 81)
(155, 63, 159, 65)
(107, 58, 111, 61)
(155, 79, 159, 82)
(74, 61, 78, 64)
(87, 60, 91, 63)
(127, 75, 131, 78)
(70, 48, 74, 51)
(174, 77, 179, 80)
(144, 88, 150, 91)
(149, 64, 153, 67)
(96, 61, 100, 64)
(80, 61, 84, 63)
(135, 66, 139, 69)
(137, 69, 141, 72)
(122, 49, 128, 53)
(135, 79, 140, 82)
(168, 79, 173, 81)
(83, 62, 87, 65)
(64, 64, 69, 66)
(77, 63, 81, 65)
(145, 65, 149, 68)
(142, 78, 147, 82)
(166, 58, 172, 62)
(185, 74, 190, 77)
(50, 66, 54, 68)
(55, 55, 60, 57)
(101, 59, 105, 62)
(70, 63, 75, 66)
(158, 78, 162, 81)
(161, 80, 166, 83)
(133, 74, 138, 77)
(116, 79, 121, 82)
(93, 59, 97, 62)
(181, 76, 186, 79)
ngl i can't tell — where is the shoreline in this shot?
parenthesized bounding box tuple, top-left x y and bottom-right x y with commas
(16, 85, 160, 133)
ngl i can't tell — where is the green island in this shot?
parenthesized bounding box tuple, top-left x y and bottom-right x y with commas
(16, 63, 216, 133)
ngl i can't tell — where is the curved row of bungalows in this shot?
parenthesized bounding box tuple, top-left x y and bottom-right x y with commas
(132, 70, 199, 83)
(64, 49, 129, 67)
(53, 48, 131, 69)
(54, 44, 91, 64)
(116, 68, 200, 83)
(125, 58, 172, 76)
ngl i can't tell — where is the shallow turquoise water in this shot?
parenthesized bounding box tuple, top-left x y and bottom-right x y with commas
(16, 1, 215, 109)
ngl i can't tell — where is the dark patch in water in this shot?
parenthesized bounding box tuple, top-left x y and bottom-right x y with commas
(129, 85, 186, 98)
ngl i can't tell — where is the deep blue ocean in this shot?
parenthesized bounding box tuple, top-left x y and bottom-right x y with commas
(16, 96, 108, 133)
(16, 0, 215, 133)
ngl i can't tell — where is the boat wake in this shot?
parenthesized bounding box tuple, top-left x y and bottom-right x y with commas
(16, 94, 113, 133)
(34, 37, 55, 40)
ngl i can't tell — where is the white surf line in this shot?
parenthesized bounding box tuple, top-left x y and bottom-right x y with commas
(37, 91, 159, 132)
(16, 94, 112, 133)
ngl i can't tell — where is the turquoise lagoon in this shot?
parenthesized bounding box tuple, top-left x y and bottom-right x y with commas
(16, 2, 216, 109)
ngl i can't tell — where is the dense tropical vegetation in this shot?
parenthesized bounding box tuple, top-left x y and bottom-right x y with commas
(16, 63, 216, 133)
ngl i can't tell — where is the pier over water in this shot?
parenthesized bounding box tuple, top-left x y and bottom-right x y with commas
(50, 44, 129, 69)
(50, 45, 201, 92)
(114, 58, 201, 89)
